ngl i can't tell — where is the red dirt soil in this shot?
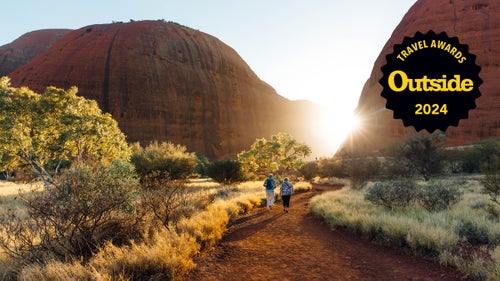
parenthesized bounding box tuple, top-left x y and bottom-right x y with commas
(185, 184, 465, 281)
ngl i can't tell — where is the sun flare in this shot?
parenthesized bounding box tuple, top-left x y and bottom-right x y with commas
(311, 109, 364, 156)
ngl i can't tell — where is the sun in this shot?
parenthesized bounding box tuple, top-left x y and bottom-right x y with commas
(347, 113, 362, 133)
(336, 112, 362, 141)
(311, 110, 364, 156)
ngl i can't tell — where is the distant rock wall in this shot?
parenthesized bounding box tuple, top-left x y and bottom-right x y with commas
(7, 21, 324, 158)
(351, 0, 500, 152)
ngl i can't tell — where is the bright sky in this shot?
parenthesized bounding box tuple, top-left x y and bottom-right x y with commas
(1, 0, 417, 155)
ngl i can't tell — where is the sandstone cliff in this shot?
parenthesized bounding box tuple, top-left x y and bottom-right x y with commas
(7, 21, 324, 158)
(0, 29, 71, 76)
(351, 0, 500, 152)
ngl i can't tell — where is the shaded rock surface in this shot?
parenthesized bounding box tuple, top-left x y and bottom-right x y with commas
(0, 29, 71, 76)
(7, 21, 326, 158)
(351, 0, 500, 152)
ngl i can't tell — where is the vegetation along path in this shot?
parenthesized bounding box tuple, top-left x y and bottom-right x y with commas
(185, 184, 465, 281)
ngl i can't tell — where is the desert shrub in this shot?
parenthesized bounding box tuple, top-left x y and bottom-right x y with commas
(140, 172, 203, 231)
(456, 219, 490, 246)
(131, 141, 197, 180)
(485, 203, 500, 219)
(481, 173, 500, 205)
(364, 179, 417, 209)
(349, 158, 369, 190)
(384, 133, 445, 180)
(0, 161, 142, 263)
(480, 155, 500, 206)
(193, 152, 210, 178)
(418, 181, 462, 211)
(207, 159, 244, 185)
(318, 157, 348, 178)
(383, 158, 410, 179)
(299, 161, 318, 180)
(461, 149, 482, 173)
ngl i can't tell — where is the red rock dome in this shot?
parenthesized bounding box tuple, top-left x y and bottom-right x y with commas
(0, 29, 71, 76)
(351, 0, 500, 152)
(8, 20, 323, 158)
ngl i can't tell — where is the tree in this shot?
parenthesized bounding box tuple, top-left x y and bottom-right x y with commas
(0, 78, 131, 191)
(237, 132, 311, 177)
(388, 133, 445, 181)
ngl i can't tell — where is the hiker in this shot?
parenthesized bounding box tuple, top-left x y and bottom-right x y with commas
(280, 177, 294, 213)
(263, 173, 276, 209)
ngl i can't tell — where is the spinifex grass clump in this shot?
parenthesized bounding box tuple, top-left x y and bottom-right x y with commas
(311, 178, 500, 280)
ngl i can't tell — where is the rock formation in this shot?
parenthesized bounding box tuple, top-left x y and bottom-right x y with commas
(351, 0, 500, 152)
(7, 21, 325, 158)
(0, 29, 71, 76)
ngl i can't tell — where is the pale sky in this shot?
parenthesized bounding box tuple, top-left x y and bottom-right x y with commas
(1, 0, 417, 155)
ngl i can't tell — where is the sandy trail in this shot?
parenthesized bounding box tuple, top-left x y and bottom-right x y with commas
(185, 185, 464, 280)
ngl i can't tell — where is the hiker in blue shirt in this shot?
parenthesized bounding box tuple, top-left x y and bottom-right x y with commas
(280, 177, 294, 213)
(263, 173, 276, 210)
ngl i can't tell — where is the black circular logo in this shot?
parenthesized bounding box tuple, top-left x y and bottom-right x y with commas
(379, 30, 482, 132)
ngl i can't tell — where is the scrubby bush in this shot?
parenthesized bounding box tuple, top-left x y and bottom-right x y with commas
(418, 181, 462, 211)
(207, 159, 244, 185)
(461, 148, 482, 173)
(318, 157, 348, 178)
(480, 155, 500, 206)
(131, 141, 197, 180)
(193, 152, 210, 178)
(299, 161, 318, 180)
(383, 133, 444, 180)
(456, 219, 490, 246)
(140, 173, 202, 231)
(0, 161, 142, 263)
(364, 179, 417, 209)
(350, 156, 380, 190)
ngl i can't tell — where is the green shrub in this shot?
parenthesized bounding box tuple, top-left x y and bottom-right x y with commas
(364, 179, 417, 209)
(207, 159, 244, 185)
(299, 161, 318, 180)
(485, 203, 500, 219)
(418, 181, 462, 211)
(318, 157, 348, 178)
(131, 141, 197, 180)
(480, 155, 500, 205)
(457, 220, 490, 246)
(193, 152, 210, 178)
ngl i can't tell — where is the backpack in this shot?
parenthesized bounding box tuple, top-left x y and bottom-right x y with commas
(266, 179, 274, 189)
(281, 182, 292, 195)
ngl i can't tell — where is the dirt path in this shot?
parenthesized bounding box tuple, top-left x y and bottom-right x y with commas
(185, 185, 465, 280)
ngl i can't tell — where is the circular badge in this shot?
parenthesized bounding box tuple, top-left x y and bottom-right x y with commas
(379, 30, 482, 132)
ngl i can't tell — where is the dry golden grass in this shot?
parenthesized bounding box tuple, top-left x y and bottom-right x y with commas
(310, 178, 500, 280)
(0, 180, 270, 280)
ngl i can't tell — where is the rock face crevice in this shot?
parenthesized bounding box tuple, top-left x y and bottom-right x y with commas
(350, 0, 500, 152)
(7, 21, 324, 158)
